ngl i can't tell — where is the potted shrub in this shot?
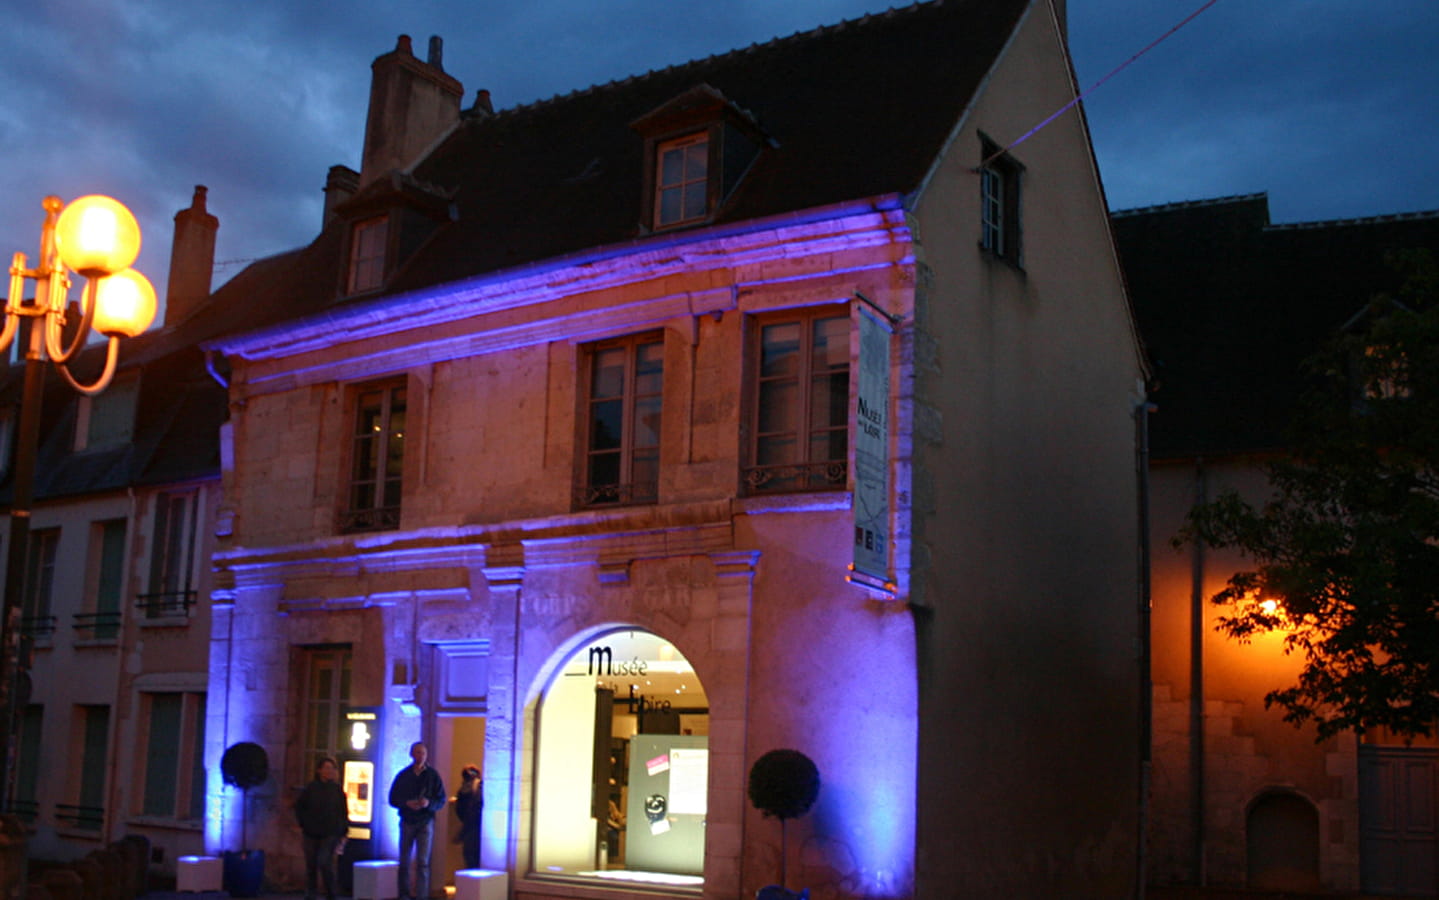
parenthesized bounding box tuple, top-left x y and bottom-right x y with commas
(220, 741, 269, 898)
(748, 749, 820, 899)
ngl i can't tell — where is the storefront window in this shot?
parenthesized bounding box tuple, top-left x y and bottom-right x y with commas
(533, 630, 708, 887)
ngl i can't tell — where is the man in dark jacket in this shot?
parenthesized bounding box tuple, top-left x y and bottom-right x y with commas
(294, 757, 348, 900)
(388, 741, 445, 900)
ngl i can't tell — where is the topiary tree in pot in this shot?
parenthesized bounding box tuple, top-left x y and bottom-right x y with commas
(748, 749, 820, 897)
(220, 741, 269, 898)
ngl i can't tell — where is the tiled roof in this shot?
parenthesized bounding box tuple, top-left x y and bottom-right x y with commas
(391, 0, 1027, 291)
(197, 0, 1028, 325)
(1115, 193, 1439, 458)
(1, 0, 1033, 503)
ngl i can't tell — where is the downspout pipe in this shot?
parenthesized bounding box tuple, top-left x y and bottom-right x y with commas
(1189, 459, 1208, 885)
(204, 348, 230, 389)
(1136, 400, 1157, 899)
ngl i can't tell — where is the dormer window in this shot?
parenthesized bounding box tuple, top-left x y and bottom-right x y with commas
(73, 373, 139, 453)
(348, 215, 389, 294)
(333, 173, 453, 299)
(656, 134, 710, 227)
(632, 84, 770, 233)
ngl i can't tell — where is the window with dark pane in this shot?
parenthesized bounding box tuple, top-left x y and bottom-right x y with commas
(979, 137, 1023, 265)
(348, 216, 389, 294)
(344, 383, 405, 532)
(655, 135, 709, 227)
(303, 647, 352, 779)
(582, 334, 663, 507)
(747, 310, 850, 494)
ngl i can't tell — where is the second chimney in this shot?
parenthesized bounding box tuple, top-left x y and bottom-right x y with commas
(323, 165, 360, 229)
(165, 186, 218, 328)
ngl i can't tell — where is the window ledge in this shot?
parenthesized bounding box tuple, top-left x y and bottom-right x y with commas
(736, 490, 851, 516)
(978, 244, 1025, 273)
(73, 638, 120, 650)
(54, 825, 105, 841)
(139, 616, 191, 630)
(126, 815, 204, 833)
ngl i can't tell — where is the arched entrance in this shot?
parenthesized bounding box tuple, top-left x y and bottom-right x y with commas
(531, 629, 709, 887)
(1247, 789, 1320, 891)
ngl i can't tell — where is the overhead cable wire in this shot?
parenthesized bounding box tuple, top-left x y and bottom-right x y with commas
(981, 0, 1221, 168)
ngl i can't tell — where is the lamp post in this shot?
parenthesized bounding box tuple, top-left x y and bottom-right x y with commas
(0, 195, 157, 815)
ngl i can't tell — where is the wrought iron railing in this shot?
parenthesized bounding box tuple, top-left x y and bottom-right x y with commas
(7, 799, 37, 823)
(55, 803, 104, 831)
(576, 481, 658, 509)
(73, 611, 122, 641)
(19, 616, 56, 640)
(742, 460, 847, 494)
(339, 505, 401, 533)
(135, 590, 196, 619)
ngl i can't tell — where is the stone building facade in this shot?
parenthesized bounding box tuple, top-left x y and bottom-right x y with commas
(199, 2, 1145, 898)
(0, 187, 226, 877)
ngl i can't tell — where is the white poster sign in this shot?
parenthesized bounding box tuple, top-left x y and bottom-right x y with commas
(667, 748, 709, 815)
(853, 304, 891, 581)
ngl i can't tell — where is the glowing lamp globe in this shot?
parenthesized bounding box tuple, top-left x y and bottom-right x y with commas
(54, 195, 141, 277)
(92, 268, 157, 338)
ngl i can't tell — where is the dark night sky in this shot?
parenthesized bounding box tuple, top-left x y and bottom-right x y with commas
(1, 0, 1435, 311)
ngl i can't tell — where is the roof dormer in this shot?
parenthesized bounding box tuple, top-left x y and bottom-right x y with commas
(630, 84, 771, 233)
(334, 171, 455, 298)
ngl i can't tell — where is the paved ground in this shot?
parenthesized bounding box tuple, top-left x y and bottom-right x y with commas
(1149, 889, 1395, 900)
(141, 887, 1401, 900)
(144, 891, 1402, 900)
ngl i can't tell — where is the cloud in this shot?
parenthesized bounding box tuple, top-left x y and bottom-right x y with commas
(0, 0, 1434, 303)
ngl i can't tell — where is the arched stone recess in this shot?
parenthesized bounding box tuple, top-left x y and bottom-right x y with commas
(504, 546, 758, 897)
(1246, 787, 1321, 892)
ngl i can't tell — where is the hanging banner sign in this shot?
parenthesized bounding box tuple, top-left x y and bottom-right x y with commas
(853, 303, 891, 583)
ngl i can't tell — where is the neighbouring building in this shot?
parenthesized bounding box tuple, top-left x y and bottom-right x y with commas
(199, 2, 1146, 898)
(1118, 193, 1439, 896)
(0, 188, 227, 878)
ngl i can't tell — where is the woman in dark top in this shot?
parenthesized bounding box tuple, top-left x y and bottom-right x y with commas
(453, 765, 482, 870)
(294, 757, 349, 900)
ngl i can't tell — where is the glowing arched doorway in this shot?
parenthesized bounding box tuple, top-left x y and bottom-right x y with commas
(532, 629, 708, 887)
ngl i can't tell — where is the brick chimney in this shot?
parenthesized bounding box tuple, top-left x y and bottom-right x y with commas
(164, 185, 218, 328)
(323, 165, 359, 228)
(359, 34, 463, 188)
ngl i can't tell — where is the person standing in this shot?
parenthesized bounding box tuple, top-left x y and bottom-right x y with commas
(452, 765, 482, 870)
(294, 757, 348, 900)
(388, 741, 446, 900)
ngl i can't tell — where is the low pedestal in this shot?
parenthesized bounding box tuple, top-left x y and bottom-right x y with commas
(176, 856, 222, 893)
(352, 860, 399, 900)
(454, 869, 508, 900)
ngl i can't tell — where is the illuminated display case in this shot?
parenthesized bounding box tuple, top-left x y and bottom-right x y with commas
(339, 706, 384, 893)
(343, 760, 375, 835)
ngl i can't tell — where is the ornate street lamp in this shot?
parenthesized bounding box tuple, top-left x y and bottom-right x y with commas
(0, 195, 157, 811)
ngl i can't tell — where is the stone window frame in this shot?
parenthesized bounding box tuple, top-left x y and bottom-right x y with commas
(653, 132, 711, 229)
(135, 690, 207, 823)
(979, 134, 1024, 267)
(742, 305, 851, 496)
(575, 331, 665, 509)
(346, 214, 391, 295)
(340, 379, 407, 534)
